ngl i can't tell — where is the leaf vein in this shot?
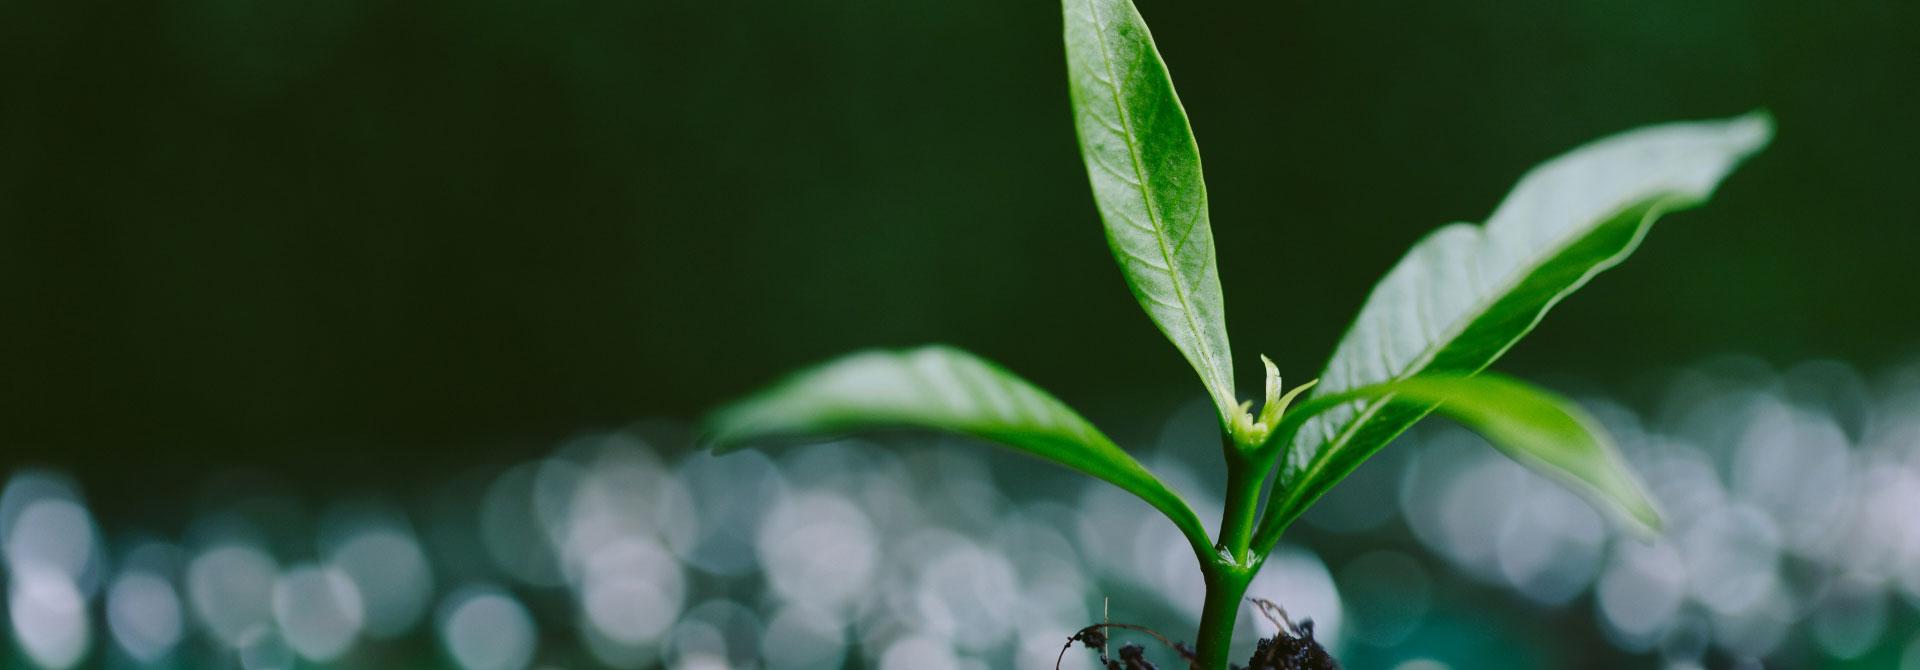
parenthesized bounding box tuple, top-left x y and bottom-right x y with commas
(1078, 0, 1227, 407)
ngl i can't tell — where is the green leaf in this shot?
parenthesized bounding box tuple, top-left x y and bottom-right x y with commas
(1255, 374, 1661, 553)
(1271, 112, 1771, 525)
(705, 345, 1213, 557)
(1064, 0, 1236, 425)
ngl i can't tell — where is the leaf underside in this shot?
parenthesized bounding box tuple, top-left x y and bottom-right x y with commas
(705, 345, 1211, 554)
(1266, 112, 1772, 537)
(1064, 0, 1236, 425)
(1259, 374, 1660, 552)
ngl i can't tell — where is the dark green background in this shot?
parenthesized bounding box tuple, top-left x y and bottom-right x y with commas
(3, 0, 1915, 509)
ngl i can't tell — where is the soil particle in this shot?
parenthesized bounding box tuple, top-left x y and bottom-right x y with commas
(1057, 598, 1339, 670)
(1236, 598, 1339, 670)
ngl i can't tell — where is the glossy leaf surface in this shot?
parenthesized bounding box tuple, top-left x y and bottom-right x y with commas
(1278, 113, 1772, 505)
(1064, 0, 1236, 424)
(706, 345, 1212, 554)
(1256, 374, 1660, 552)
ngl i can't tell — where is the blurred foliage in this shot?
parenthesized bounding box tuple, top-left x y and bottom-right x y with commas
(1, 0, 1915, 510)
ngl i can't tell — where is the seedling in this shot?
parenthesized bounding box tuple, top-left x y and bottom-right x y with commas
(707, 0, 1770, 666)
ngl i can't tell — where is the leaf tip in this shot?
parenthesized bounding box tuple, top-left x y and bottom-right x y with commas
(1258, 354, 1283, 414)
(1266, 377, 1319, 423)
(1730, 109, 1776, 154)
(1619, 503, 1665, 540)
(1586, 454, 1665, 539)
(1617, 484, 1666, 538)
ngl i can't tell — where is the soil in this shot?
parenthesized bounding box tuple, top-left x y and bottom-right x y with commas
(1056, 598, 1339, 670)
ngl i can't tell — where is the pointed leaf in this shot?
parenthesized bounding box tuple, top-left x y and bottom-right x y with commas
(706, 345, 1213, 556)
(1064, 0, 1235, 424)
(1256, 374, 1660, 553)
(1280, 113, 1772, 498)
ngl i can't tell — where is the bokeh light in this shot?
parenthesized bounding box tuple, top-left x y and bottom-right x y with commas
(0, 356, 1916, 667)
(437, 585, 537, 670)
(271, 564, 364, 662)
(186, 543, 280, 647)
(325, 524, 433, 640)
(106, 569, 184, 663)
(8, 563, 90, 669)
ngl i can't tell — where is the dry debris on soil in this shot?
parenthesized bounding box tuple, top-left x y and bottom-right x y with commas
(1056, 598, 1338, 670)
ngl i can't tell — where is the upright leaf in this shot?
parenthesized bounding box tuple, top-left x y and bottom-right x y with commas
(1273, 113, 1772, 520)
(1064, 0, 1236, 424)
(1255, 374, 1660, 553)
(706, 345, 1213, 556)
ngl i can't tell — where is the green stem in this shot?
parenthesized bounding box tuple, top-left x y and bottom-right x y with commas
(1197, 433, 1264, 670)
(1215, 446, 1261, 564)
(1193, 563, 1253, 670)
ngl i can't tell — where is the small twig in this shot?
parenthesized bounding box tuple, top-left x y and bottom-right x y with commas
(1248, 597, 1303, 637)
(1249, 597, 1286, 634)
(1055, 622, 1197, 670)
(1241, 597, 1340, 669)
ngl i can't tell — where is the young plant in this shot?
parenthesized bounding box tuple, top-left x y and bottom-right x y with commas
(706, 0, 1771, 666)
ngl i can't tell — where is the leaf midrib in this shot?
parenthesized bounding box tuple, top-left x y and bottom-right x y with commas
(1292, 194, 1675, 490)
(1081, 0, 1227, 407)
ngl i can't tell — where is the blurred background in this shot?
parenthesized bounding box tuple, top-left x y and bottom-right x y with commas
(2, 0, 1916, 668)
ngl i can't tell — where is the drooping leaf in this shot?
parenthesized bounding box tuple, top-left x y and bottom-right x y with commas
(705, 345, 1212, 554)
(1271, 113, 1772, 526)
(1255, 374, 1660, 552)
(1064, 0, 1236, 425)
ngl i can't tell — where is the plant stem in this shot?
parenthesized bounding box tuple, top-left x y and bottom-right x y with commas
(1199, 434, 1262, 670)
(1194, 562, 1254, 670)
(1216, 436, 1262, 564)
